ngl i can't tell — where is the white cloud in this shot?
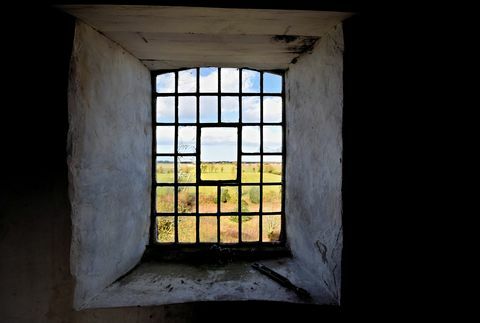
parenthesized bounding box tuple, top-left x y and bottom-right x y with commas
(156, 97, 175, 122)
(263, 97, 282, 122)
(178, 96, 196, 122)
(201, 128, 237, 145)
(242, 70, 260, 93)
(242, 126, 260, 152)
(221, 68, 239, 92)
(242, 96, 260, 123)
(263, 126, 282, 152)
(200, 68, 218, 92)
(156, 72, 175, 93)
(178, 69, 196, 92)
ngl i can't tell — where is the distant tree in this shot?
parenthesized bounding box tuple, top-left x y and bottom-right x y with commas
(249, 187, 260, 204)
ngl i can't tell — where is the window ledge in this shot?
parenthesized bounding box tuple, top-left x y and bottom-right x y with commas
(82, 257, 335, 309)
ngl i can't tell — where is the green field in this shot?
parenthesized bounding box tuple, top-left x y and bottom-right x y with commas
(156, 161, 282, 243)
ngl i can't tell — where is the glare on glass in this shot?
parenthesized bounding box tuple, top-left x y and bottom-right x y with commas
(156, 73, 175, 93)
(242, 126, 260, 153)
(220, 216, 239, 243)
(156, 126, 175, 153)
(178, 126, 196, 154)
(200, 67, 218, 92)
(221, 68, 239, 92)
(263, 97, 282, 123)
(156, 216, 175, 242)
(242, 70, 260, 93)
(178, 96, 196, 123)
(156, 156, 174, 183)
(263, 72, 282, 93)
(156, 97, 175, 123)
(263, 126, 282, 152)
(178, 69, 196, 93)
(200, 96, 218, 123)
(221, 97, 239, 122)
(242, 96, 260, 123)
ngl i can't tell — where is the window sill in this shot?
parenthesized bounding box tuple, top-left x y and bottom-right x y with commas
(82, 257, 335, 309)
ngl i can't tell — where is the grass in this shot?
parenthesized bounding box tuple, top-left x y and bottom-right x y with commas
(156, 161, 282, 243)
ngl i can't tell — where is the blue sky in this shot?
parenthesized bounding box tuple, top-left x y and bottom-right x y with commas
(156, 68, 282, 161)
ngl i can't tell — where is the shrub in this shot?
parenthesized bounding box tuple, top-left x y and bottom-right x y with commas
(249, 186, 260, 204)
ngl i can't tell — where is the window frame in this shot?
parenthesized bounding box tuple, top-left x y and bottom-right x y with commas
(150, 67, 286, 249)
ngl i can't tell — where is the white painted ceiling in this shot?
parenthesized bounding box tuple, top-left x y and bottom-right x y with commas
(60, 5, 351, 70)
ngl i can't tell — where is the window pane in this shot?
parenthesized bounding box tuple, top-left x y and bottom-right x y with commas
(156, 126, 175, 153)
(262, 185, 282, 212)
(199, 216, 217, 242)
(241, 155, 260, 183)
(242, 215, 259, 242)
(200, 128, 237, 181)
(156, 216, 175, 242)
(221, 68, 239, 92)
(263, 72, 282, 93)
(220, 186, 238, 212)
(242, 126, 260, 153)
(156, 97, 175, 123)
(178, 186, 196, 213)
(241, 185, 260, 212)
(156, 73, 175, 93)
(178, 68, 196, 93)
(263, 126, 282, 152)
(242, 96, 260, 123)
(200, 67, 218, 92)
(263, 97, 282, 123)
(262, 215, 281, 242)
(178, 216, 196, 243)
(200, 96, 218, 123)
(220, 216, 239, 243)
(178, 97, 196, 123)
(221, 96, 239, 122)
(156, 186, 174, 213)
(178, 126, 196, 153)
(199, 186, 217, 213)
(178, 156, 196, 183)
(263, 155, 282, 183)
(242, 70, 260, 93)
(156, 156, 174, 183)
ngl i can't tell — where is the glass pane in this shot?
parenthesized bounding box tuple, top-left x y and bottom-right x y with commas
(221, 96, 239, 122)
(221, 68, 239, 92)
(178, 97, 196, 123)
(262, 215, 281, 242)
(200, 67, 218, 92)
(199, 216, 217, 242)
(263, 72, 282, 93)
(242, 70, 260, 93)
(242, 215, 259, 242)
(178, 126, 196, 153)
(220, 186, 238, 212)
(242, 96, 260, 123)
(156, 216, 175, 243)
(263, 126, 282, 152)
(156, 73, 175, 93)
(220, 216, 239, 243)
(263, 155, 282, 183)
(178, 216, 196, 243)
(242, 126, 260, 153)
(199, 186, 217, 213)
(200, 96, 218, 123)
(156, 97, 175, 123)
(241, 185, 260, 212)
(178, 186, 196, 213)
(263, 97, 282, 123)
(156, 156, 174, 183)
(178, 68, 196, 93)
(156, 126, 175, 153)
(156, 186, 174, 213)
(178, 156, 196, 183)
(200, 128, 237, 181)
(241, 155, 260, 183)
(262, 185, 282, 212)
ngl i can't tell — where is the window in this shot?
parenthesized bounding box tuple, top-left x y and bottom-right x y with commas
(152, 67, 285, 246)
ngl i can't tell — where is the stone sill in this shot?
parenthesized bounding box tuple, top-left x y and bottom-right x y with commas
(82, 257, 335, 309)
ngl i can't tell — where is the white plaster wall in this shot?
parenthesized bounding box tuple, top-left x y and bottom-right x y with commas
(67, 21, 151, 309)
(286, 24, 343, 303)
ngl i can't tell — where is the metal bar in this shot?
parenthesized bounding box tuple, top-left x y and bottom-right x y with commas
(151, 73, 157, 244)
(238, 68, 243, 242)
(218, 68, 221, 122)
(156, 122, 282, 127)
(217, 185, 220, 243)
(155, 92, 282, 97)
(157, 211, 282, 216)
(155, 182, 281, 187)
(259, 71, 264, 242)
(196, 67, 200, 244)
(174, 70, 179, 243)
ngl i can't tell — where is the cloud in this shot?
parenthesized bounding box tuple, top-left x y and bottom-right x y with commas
(242, 96, 260, 122)
(156, 97, 174, 122)
(263, 97, 282, 122)
(156, 72, 175, 93)
(263, 126, 282, 152)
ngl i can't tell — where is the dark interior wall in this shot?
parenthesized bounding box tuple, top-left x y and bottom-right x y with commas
(0, 3, 399, 322)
